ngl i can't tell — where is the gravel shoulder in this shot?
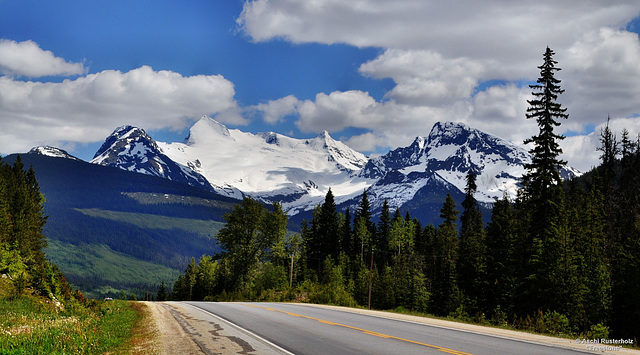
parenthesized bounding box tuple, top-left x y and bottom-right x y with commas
(143, 301, 288, 355)
(143, 301, 204, 355)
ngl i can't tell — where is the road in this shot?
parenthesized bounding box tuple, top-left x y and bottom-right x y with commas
(156, 301, 630, 355)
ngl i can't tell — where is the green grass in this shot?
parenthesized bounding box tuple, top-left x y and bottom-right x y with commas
(74, 208, 225, 236)
(44, 239, 181, 299)
(0, 296, 140, 354)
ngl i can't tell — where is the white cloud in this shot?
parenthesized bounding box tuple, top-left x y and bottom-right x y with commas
(239, 0, 640, 169)
(359, 49, 483, 106)
(238, 1, 639, 72)
(252, 95, 299, 124)
(561, 28, 640, 128)
(0, 39, 85, 77)
(342, 132, 379, 152)
(559, 117, 640, 172)
(296, 90, 382, 133)
(0, 66, 241, 154)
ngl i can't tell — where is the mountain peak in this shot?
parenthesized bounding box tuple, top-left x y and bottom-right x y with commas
(29, 146, 80, 161)
(185, 115, 233, 145)
(427, 121, 474, 143)
(91, 125, 158, 164)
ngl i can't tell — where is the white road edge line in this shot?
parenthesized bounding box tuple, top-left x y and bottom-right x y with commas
(177, 302, 296, 355)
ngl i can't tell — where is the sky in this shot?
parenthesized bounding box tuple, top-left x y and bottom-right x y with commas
(2, 1, 640, 172)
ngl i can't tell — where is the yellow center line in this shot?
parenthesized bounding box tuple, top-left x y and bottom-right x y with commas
(242, 303, 474, 355)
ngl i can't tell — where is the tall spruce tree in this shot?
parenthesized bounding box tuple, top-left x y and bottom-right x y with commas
(522, 46, 568, 195)
(518, 47, 569, 315)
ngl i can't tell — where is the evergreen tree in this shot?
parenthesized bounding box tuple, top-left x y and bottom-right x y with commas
(377, 199, 391, 266)
(597, 116, 619, 182)
(429, 194, 460, 316)
(522, 46, 568, 197)
(518, 47, 569, 316)
(620, 128, 632, 160)
(340, 207, 353, 259)
(354, 190, 376, 238)
(157, 281, 168, 301)
(457, 170, 487, 314)
(484, 194, 517, 319)
(317, 188, 340, 261)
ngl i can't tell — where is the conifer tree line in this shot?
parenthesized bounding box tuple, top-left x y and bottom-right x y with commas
(170, 47, 638, 340)
(0, 155, 79, 302)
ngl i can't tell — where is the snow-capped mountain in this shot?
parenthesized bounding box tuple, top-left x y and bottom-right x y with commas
(157, 116, 370, 212)
(90, 125, 240, 197)
(357, 121, 579, 214)
(29, 146, 81, 161)
(87, 119, 579, 220)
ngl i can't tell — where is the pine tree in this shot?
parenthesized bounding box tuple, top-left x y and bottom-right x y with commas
(484, 194, 517, 319)
(339, 207, 353, 259)
(157, 281, 168, 301)
(621, 128, 632, 160)
(317, 188, 340, 261)
(522, 46, 568, 198)
(457, 171, 487, 314)
(518, 47, 569, 316)
(377, 199, 391, 266)
(429, 194, 460, 316)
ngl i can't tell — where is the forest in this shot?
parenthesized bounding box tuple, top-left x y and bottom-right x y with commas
(0, 155, 79, 303)
(170, 48, 640, 341)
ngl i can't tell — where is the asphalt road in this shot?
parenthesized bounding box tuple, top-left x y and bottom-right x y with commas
(174, 302, 597, 355)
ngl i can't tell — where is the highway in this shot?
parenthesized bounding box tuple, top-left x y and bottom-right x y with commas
(163, 301, 604, 355)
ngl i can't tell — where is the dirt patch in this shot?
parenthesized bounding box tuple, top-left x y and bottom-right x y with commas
(143, 301, 204, 355)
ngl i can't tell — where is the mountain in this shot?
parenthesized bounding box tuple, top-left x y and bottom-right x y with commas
(30, 146, 81, 161)
(157, 116, 370, 211)
(89, 119, 580, 226)
(4, 151, 238, 299)
(91, 125, 241, 198)
(361, 121, 531, 206)
(351, 121, 579, 224)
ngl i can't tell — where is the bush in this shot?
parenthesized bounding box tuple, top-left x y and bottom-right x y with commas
(586, 323, 609, 339)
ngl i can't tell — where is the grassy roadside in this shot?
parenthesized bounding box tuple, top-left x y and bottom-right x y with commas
(0, 296, 148, 354)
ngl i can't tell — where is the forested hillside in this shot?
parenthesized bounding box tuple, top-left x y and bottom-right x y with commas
(3, 152, 236, 299)
(0, 155, 77, 302)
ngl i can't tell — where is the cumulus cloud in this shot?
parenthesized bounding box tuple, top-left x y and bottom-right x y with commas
(359, 49, 484, 106)
(240, 0, 640, 169)
(238, 1, 638, 72)
(561, 28, 640, 128)
(0, 39, 85, 77)
(0, 66, 241, 153)
(295, 90, 382, 133)
(252, 95, 299, 124)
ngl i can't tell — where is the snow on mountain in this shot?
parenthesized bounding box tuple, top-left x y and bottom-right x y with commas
(90, 125, 241, 198)
(89, 119, 580, 218)
(360, 121, 580, 212)
(29, 146, 81, 161)
(157, 116, 371, 211)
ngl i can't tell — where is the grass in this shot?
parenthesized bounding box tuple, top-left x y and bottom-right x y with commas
(0, 296, 141, 354)
(74, 208, 225, 237)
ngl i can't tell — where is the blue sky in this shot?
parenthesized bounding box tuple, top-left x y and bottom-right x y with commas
(2, 1, 640, 171)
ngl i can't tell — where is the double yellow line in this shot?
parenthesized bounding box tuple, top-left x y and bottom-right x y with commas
(244, 304, 473, 355)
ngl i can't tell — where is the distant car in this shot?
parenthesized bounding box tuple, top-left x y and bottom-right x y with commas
(104, 297, 114, 301)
